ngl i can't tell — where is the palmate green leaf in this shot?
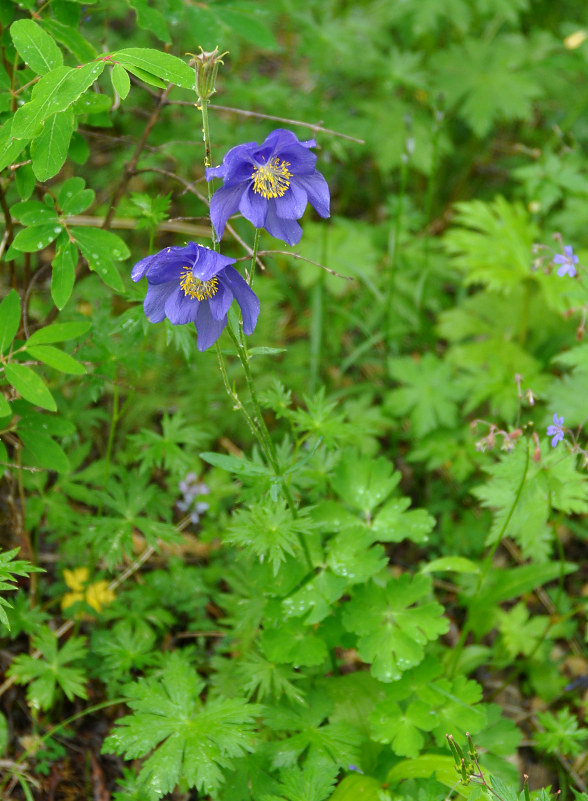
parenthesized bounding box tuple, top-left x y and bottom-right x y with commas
(233, 650, 305, 705)
(387, 353, 462, 438)
(342, 575, 448, 682)
(12, 61, 105, 139)
(10, 19, 63, 75)
(264, 694, 361, 770)
(7, 626, 87, 710)
(472, 440, 588, 561)
(126, 411, 205, 475)
(102, 652, 261, 800)
(0, 289, 21, 355)
(226, 501, 315, 574)
(331, 451, 400, 514)
(4, 362, 57, 411)
(269, 756, 339, 801)
(444, 196, 539, 291)
(260, 618, 328, 667)
(431, 34, 542, 136)
(0, 549, 43, 629)
(371, 699, 434, 757)
(282, 569, 347, 624)
(30, 108, 74, 180)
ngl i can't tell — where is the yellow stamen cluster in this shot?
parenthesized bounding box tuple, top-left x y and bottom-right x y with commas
(180, 269, 219, 301)
(251, 157, 292, 199)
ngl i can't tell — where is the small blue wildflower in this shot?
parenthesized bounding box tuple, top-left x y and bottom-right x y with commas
(553, 245, 578, 277)
(206, 128, 330, 246)
(546, 413, 565, 447)
(177, 472, 210, 524)
(348, 765, 364, 774)
(132, 242, 260, 351)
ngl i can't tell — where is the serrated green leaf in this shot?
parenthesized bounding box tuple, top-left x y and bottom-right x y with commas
(343, 575, 449, 682)
(4, 362, 56, 411)
(11, 223, 63, 252)
(113, 48, 194, 89)
(12, 62, 105, 139)
(27, 320, 91, 345)
(261, 618, 328, 667)
(0, 289, 21, 354)
(10, 19, 63, 75)
(111, 63, 130, 99)
(30, 108, 74, 180)
(26, 344, 86, 375)
(102, 652, 260, 798)
(19, 429, 70, 473)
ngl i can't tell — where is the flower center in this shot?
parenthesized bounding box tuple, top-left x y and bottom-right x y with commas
(251, 156, 292, 199)
(180, 269, 219, 301)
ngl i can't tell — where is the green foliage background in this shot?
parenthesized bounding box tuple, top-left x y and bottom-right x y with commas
(1, 0, 588, 799)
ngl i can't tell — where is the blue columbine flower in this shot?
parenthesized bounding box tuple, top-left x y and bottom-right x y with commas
(206, 128, 330, 246)
(546, 413, 565, 447)
(553, 245, 578, 277)
(131, 242, 260, 351)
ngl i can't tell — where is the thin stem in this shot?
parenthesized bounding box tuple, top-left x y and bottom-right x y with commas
(199, 97, 217, 251)
(448, 443, 530, 678)
(385, 152, 409, 360)
(248, 228, 261, 287)
(214, 341, 262, 443)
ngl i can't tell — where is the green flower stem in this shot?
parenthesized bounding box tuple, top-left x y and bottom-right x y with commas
(448, 443, 530, 678)
(248, 228, 261, 287)
(385, 150, 408, 361)
(198, 96, 217, 251)
(214, 341, 262, 444)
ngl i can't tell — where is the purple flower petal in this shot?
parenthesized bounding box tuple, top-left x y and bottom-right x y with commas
(194, 300, 227, 351)
(209, 183, 247, 240)
(239, 187, 268, 229)
(143, 280, 176, 322)
(207, 128, 329, 243)
(273, 180, 309, 220)
(164, 284, 200, 325)
(192, 247, 235, 282)
(293, 172, 330, 218)
(564, 245, 574, 258)
(264, 202, 303, 245)
(207, 279, 233, 321)
(221, 266, 260, 334)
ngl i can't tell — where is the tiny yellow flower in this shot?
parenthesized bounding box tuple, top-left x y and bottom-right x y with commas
(564, 30, 587, 50)
(85, 580, 116, 613)
(61, 568, 115, 614)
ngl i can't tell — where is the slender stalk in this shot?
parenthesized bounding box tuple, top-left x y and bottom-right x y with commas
(385, 148, 409, 361)
(248, 228, 261, 286)
(214, 341, 262, 443)
(199, 97, 217, 251)
(448, 443, 530, 678)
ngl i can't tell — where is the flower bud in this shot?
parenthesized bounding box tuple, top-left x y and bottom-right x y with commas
(191, 47, 227, 101)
